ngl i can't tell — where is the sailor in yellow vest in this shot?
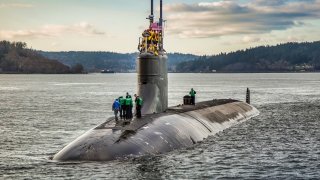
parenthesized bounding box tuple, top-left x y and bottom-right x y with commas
(154, 45, 159, 56)
(148, 43, 155, 54)
(143, 29, 150, 38)
(148, 30, 155, 42)
(149, 44, 159, 56)
(154, 32, 159, 44)
(139, 37, 147, 52)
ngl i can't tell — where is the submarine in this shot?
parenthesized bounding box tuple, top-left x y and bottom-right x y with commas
(52, 0, 259, 161)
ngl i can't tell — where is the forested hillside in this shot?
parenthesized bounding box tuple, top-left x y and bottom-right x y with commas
(176, 42, 320, 73)
(40, 51, 135, 72)
(4, 40, 318, 74)
(0, 41, 73, 74)
(40, 51, 198, 72)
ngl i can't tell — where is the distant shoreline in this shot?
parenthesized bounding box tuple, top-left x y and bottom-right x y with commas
(0, 72, 87, 74)
(1, 71, 319, 75)
(170, 70, 320, 73)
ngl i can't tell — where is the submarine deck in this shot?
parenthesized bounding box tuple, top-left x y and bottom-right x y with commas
(52, 99, 257, 161)
(96, 99, 238, 133)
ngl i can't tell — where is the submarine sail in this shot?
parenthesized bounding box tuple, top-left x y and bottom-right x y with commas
(137, 0, 168, 114)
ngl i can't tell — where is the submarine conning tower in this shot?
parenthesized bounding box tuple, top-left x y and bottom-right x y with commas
(137, 0, 168, 114)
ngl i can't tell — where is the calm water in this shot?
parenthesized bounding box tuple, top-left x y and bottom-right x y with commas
(0, 73, 319, 179)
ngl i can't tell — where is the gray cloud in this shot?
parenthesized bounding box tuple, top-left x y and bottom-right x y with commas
(0, 22, 105, 40)
(0, 3, 34, 8)
(164, 0, 320, 38)
(253, 0, 288, 6)
(253, 0, 316, 7)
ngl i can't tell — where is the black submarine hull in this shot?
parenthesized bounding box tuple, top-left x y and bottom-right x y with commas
(52, 99, 259, 161)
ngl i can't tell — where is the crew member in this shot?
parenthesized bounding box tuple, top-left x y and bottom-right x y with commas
(148, 43, 155, 54)
(140, 37, 147, 52)
(154, 31, 159, 45)
(134, 94, 143, 118)
(118, 96, 125, 119)
(148, 29, 155, 43)
(143, 29, 150, 38)
(154, 46, 159, 56)
(189, 88, 197, 105)
(125, 95, 133, 119)
(112, 99, 121, 121)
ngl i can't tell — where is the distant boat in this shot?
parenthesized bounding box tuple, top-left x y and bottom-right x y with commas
(101, 70, 115, 73)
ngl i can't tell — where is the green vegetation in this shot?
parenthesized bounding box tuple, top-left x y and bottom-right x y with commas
(39, 51, 135, 72)
(0, 41, 84, 74)
(2, 40, 318, 74)
(167, 53, 198, 72)
(40, 51, 198, 72)
(176, 41, 320, 73)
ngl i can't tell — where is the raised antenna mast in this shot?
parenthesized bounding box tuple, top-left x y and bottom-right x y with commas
(159, 0, 164, 50)
(148, 0, 154, 24)
(159, 0, 163, 27)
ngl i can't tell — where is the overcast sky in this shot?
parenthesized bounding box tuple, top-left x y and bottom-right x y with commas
(1, 0, 320, 55)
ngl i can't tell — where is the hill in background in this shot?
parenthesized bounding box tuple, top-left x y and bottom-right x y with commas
(40, 51, 198, 72)
(0, 41, 82, 74)
(2, 40, 318, 74)
(176, 41, 320, 73)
